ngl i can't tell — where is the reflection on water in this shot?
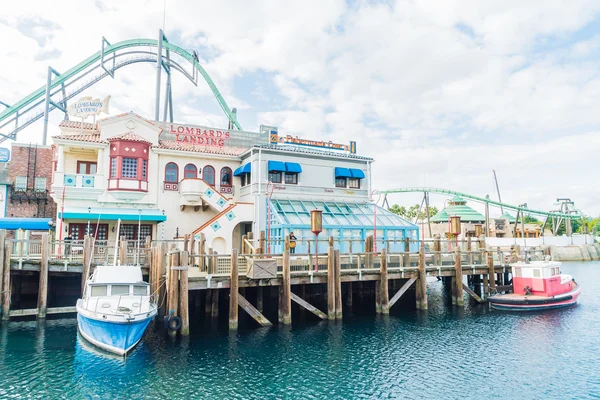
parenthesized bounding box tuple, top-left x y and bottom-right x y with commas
(0, 262, 598, 399)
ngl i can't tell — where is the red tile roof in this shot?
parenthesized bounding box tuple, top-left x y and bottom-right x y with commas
(156, 140, 246, 156)
(58, 120, 98, 131)
(107, 132, 153, 144)
(52, 133, 106, 143)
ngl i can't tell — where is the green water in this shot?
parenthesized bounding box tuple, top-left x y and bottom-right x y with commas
(0, 262, 599, 399)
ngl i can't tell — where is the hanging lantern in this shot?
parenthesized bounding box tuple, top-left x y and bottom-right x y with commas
(310, 209, 323, 235)
(474, 224, 482, 238)
(450, 215, 461, 235)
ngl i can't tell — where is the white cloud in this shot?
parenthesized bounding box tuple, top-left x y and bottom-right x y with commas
(1, 0, 599, 216)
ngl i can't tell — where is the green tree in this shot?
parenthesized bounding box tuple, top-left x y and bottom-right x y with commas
(522, 215, 540, 224)
(389, 204, 438, 221)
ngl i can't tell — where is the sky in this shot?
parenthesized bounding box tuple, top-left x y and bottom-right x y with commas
(1, 0, 600, 217)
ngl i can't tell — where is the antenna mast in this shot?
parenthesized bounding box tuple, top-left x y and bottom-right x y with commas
(493, 169, 504, 214)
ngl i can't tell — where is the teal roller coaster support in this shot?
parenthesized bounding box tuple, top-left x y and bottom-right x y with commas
(0, 30, 242, 145)
(375, 187, 582, 220)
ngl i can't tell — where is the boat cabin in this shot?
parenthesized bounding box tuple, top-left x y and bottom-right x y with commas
(88, 282, 150, 297)
(512, 261, 573, 297)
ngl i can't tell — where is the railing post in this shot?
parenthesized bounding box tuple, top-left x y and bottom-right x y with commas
(37, 233, 49, 319)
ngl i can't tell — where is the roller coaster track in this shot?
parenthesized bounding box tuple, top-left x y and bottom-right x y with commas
(375, 187, 582, 219)
(0, 35, 242, 144)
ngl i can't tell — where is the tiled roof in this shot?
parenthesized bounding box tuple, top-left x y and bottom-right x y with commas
(250, 144, 374, 161)
(156, 140, 246, 156)
(107, 132, 152, 144)
(58, 120, 98, 131)
(52, 133, 106, 143)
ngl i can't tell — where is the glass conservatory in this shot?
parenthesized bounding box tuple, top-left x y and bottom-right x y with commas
(267, 199, 419, 254)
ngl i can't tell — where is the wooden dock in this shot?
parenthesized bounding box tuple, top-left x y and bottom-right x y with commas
(0, 230, 522, 334)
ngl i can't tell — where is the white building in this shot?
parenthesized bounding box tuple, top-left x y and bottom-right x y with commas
(50, 112, 417, 254)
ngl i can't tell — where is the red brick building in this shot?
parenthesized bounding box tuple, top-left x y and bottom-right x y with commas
(4, 143, 57, 219)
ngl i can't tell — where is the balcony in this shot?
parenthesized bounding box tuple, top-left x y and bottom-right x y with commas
(51, 172, 105, 200)
(179, 178, 204, 208)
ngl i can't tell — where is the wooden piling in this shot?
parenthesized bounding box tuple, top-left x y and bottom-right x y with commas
(258, 230, 266, 255)
(167, 251, 180, 335)
(487, 250, 496, 292)
(416, 244, 428, 310)
(179, 251, 190, 335)
(433, 235, 441, 266)
(483, 274, 489, 299)
(81, 236, 92, 295)
(37, 233, 49, 319)
(379, 249, 389, 314)
(158, 242, 168, 318)
(282, 237, 292, 325)
(199, 233, 206, 271)
(229, 248, 239, 331)
(365, 235, 373, 269)
(256, 286, 264, 312)
(205, 289, 212, 315)
(404, 237, 410, 267)
(327, 237, 335, 320)
(334, 249, 342, 320)
(144, 236, 152, 268)
(211, 288, 219, 318)
(346, 282, 353, 307)
(454, 247, 464, 307)
(467, 237, 472, 265)
(183, 234, 189, 252)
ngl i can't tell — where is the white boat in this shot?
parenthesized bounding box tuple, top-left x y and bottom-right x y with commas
(76, 220, 157, 356)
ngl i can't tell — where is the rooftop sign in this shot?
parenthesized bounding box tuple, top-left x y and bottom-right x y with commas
(269, 132, 356, 154)
(160, 122, 269, 149)
(0, 148, 9, 162)
(67, 96, 111, 119)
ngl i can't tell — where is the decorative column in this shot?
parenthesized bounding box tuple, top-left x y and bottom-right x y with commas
(56, 146, 65, 173)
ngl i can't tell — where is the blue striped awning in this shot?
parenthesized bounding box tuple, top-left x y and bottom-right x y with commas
(234, 163, 251, 176)
(0, 218, 52, 230)
(58, 207, 166, 222)
(349, 168, 365, 179)
(285, 162, 302, 173)
(268, 160, 286, 172)
(335, 167, 352, 178)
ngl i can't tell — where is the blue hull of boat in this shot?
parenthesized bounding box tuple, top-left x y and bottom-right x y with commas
(77, 313, 153, 355)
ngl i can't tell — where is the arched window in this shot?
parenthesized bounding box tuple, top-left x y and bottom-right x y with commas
(220, 167, 232, 187)
(184, 164, 197, 179)
(165, 162, 178, 183)
(203, 165, 215, 186)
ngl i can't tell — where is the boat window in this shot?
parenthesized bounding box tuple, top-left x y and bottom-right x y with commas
(111, 285, 130, 295)
(515, 268, 522, 277)
(533, 269, 541, 278)
(133, 285, 148, 296)
(90, 285, 107, 296)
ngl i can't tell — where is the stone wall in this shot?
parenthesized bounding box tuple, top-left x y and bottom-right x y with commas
(548, 244, 600, 261)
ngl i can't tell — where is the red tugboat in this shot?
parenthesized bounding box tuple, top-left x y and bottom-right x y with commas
(488, 258, 581, 311)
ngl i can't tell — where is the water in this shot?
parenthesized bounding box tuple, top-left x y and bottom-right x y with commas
(1, 262, 599, 399)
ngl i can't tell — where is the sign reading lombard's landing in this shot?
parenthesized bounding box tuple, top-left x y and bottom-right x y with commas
(169, 124, 231, 147)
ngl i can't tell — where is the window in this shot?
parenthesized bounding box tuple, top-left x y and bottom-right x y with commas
(184, 164, 197, 179)
(269, 171, 282, 183)
(335, 177, 346, 188)
(133, 285, 148, 296)
(35, 177, 46, 191)
(111, 285, 130, 295)
(348, 178, 360, 189)
(203, 165, 215, 186)
(142, 160, 147, 180)
(15, 176, 27, 190)
(77, 161, 97, 175)
(165, 162, 178, 182)
(533, 269, 541, 278)
(91, 285, 107, 297)
(121, 158, 138, 178)
(221, 167, 232, 186)
(120, 224, 153, 241)
(241, 173, 251, 187)
(284, 173, 298, 184)
(515, 268, 522, 277)
(110, 158, 117, 178)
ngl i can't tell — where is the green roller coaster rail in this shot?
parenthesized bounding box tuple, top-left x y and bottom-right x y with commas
(0, 38, 242, 130)
(375, 187, 582, 220)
